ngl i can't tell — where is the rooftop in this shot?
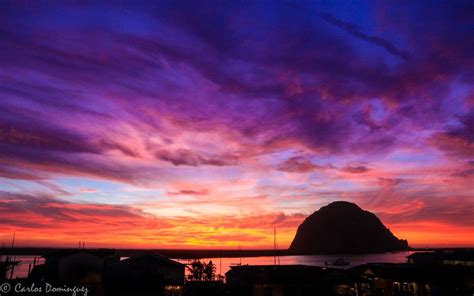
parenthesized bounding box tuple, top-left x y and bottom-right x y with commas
(226, 265, 351, 284)
(116, 251, 184, 267)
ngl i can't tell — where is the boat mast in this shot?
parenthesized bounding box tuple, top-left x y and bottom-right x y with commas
(274, 228, 276, 266)
(9, 233, 16, 279)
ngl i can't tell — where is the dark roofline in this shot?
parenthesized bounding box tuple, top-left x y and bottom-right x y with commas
(225, 264, 353, 284)
(120, 251, 184, 266)
(228, 264, 320, 270)
(42, 248, 117, 259)
(225, 264, 326, 276)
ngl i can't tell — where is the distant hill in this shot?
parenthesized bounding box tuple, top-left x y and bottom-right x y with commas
(289, 201, 409, 254)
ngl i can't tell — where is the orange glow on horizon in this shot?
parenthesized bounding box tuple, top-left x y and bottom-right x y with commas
(1, 210, 473, 249)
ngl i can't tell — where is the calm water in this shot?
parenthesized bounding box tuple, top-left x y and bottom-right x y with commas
(4, 255, 45, 279)
(177, 251, 414, 276)
(9, 252, 413, 279)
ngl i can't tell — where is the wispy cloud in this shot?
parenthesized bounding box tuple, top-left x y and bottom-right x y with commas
(0, 1, 473, 247)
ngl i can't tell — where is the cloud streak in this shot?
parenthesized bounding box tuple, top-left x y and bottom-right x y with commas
(0, 1, 473, 247)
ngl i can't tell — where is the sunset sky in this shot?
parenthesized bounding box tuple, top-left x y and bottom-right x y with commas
(0, 1, 473, 249)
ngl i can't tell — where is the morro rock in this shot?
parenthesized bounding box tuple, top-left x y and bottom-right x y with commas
(289, 201, 409, 254)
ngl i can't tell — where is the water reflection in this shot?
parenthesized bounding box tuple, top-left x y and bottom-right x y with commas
(176, 251, 414, 276)
(10, 251, 413, 279)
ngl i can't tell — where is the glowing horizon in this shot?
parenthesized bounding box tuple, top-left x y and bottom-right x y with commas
(0, 1, 473, 249)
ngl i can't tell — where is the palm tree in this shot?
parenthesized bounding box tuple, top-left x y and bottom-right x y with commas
(187, 260, 204, 281)
(203, 260, 216, 281)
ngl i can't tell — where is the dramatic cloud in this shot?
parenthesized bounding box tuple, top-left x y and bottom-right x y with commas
(377, 178, 404, 187)
(431, 110, 474, 158)
(0, 1, 473, 248)
(314, 10, 410, 59)
(156, 149, 239, 167)
(341, 164, 371, 174)
(168, 189, 209, 196)
(0, 192, 304, 248)
(277, 156, 324, 173)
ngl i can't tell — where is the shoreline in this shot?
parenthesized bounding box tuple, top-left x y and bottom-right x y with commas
(1, 247, 471, 259)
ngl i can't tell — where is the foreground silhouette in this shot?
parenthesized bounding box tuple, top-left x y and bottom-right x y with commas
(3, 247, 473, 295)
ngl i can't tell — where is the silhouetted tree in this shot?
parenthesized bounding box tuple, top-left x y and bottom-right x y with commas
(203, 260, 216, 281)
(187, 260, 204, 281)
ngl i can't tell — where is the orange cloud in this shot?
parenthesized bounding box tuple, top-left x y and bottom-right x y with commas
(0, 192, 304, 249)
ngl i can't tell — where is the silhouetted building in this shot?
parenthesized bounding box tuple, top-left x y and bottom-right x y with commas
(350, 263, 474, 296)
(28, 249, 119, 296)
(226, 265, 354, 296)
(105, 252, 185, 296)
(29, 249, 119, 284)
(408, 250, 474, 267)
(183, 281, 226, 296)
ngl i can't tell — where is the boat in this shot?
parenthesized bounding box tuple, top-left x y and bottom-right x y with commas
(332, 257, 350, 266)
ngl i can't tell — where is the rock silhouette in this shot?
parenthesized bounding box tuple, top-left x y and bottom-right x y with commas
(289, 201, 409, 254)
